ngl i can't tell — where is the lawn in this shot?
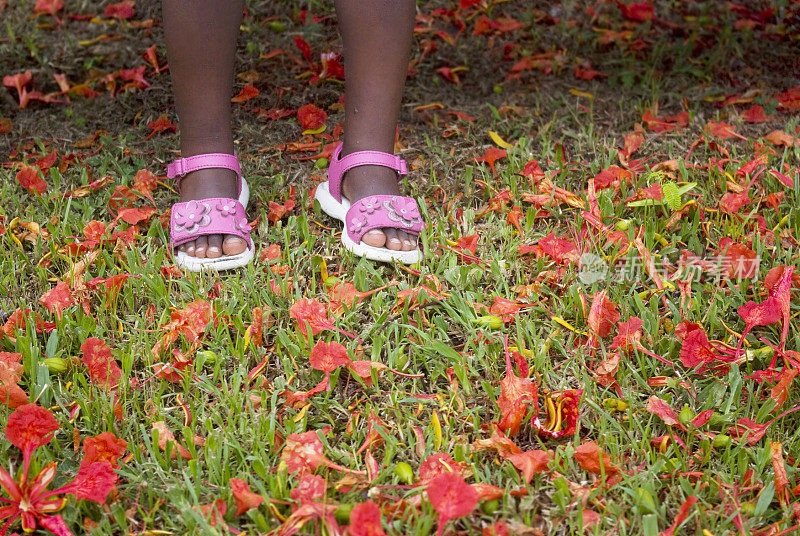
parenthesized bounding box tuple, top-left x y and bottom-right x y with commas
(2, 1, 800, 535)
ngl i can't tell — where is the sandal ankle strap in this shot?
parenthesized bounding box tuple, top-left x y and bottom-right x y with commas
(167, 153, 242, 193)
(327, 142, 408, 203)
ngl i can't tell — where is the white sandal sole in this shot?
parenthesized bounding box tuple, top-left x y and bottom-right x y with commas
(174, 177, 255, 272)
(314, 181, 422, 264)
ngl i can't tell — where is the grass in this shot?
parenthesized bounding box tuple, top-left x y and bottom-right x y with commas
(2, 0, 800, 535)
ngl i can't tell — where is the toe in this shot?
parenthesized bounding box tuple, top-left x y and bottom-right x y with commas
(361, 229, 387, 248)
(397, 230, 414, 251)
(223, 235, 248, 256)
(206, 235, 223, 258)
(384, 228, 403, 251)
(185, 240, 196, 257)
(194, 236, 209, 258)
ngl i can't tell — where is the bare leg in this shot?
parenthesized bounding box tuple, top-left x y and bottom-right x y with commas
(335, 0, 417, 251)
(163, 0, 246, 258)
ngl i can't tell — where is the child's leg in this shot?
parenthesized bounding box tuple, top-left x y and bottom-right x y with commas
(335, 0, 417, 252)
(163, 0, 246, 259)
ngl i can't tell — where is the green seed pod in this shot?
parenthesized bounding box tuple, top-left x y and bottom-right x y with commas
(712, 434, 731, 448)
(196, 350, 218, 365)
(472, 315, 503, 329)
(678, 405, 694, 425)
(324, 276, 339, 288)
(268, 21, 286, 32)
(393, 462, 414, 485)
(334, 503, 354, 524)
(481, 499, 500, 514)
(315, 158, 329, 169)
(44, 357, 68, 373)
(614, 219, 630, 231)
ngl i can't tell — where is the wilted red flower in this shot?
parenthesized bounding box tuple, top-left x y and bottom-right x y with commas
(0, 405, 121, 535)
(533, 389, 583, 438)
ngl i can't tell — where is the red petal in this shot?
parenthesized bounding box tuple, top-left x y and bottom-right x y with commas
(349, 500, 386, 536)
(309, 341, 349, 374)
(427, 472, 478, 529)
(289, 474, 326, 505)
(103, 0, 135, 19)
(81, 338, 122, 391)
(587, 290, 620, 338)
(289, 298, 332, 336)
(231, 84, 259, 103)
(38, 514, 75, 536)
(39, 282, 74, 318)
(419, 453, 470, 485)
(230, 478, 264, 515)
(574, 441, 619, 475)
(15, 165, 47, 194)
(59, 462, 118, 503)
(645, 395, 684, 428)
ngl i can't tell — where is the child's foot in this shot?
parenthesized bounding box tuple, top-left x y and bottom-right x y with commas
(341, 164, 418, 251)
(176, 168, 248, 258)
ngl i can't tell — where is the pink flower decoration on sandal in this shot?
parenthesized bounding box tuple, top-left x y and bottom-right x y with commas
(358, 196, 382, 215)
(350, 215, 367, 234)
(174, 201, 211, 233)
(216, 200, 238, 217)
(235, 218, 251, 233)
(385, 196, 420, 227)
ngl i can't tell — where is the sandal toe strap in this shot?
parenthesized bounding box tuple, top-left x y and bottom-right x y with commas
(345, 195, 424, 244)
(170, 198, 252, 249)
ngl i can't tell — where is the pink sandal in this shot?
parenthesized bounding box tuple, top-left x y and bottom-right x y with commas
(314, 143, 424, 264)
(167, 153, 255, 272)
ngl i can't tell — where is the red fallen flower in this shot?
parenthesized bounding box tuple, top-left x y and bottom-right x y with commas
(427, 472, 478, 536)
(16, 165, 47, 194)
(0, 352, 28, 408)
(81, 338, 122, 391)
(490, 297, 523, 323)
(297, 104, 327, 131)
(151, 299, 213, 358)
(497, 336, 537, 436)
(418, 453, 470, 485)
(533, 389, 582, 438)
(474, 147, 507, 176)
(231, 84, 259, 103)
(267, 185, 297, 225)
(145, 115, 177, 140)
(33, 0, 63, 16)
(678, 322, 740, 375)
(0, 405, 119, 535)
(290, 298, 334, 336)
(104, 0, 135, 19)
(587, 290, 620, 339)
(645, 395, 687, 430)
(280, 430, 366, 476)
(615, 0, 654, 22)
(641, 108, 688, 133)
(39, 282, 74, 319)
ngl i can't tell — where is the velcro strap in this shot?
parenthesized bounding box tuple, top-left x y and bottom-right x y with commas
(167, 153, 242, 192)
